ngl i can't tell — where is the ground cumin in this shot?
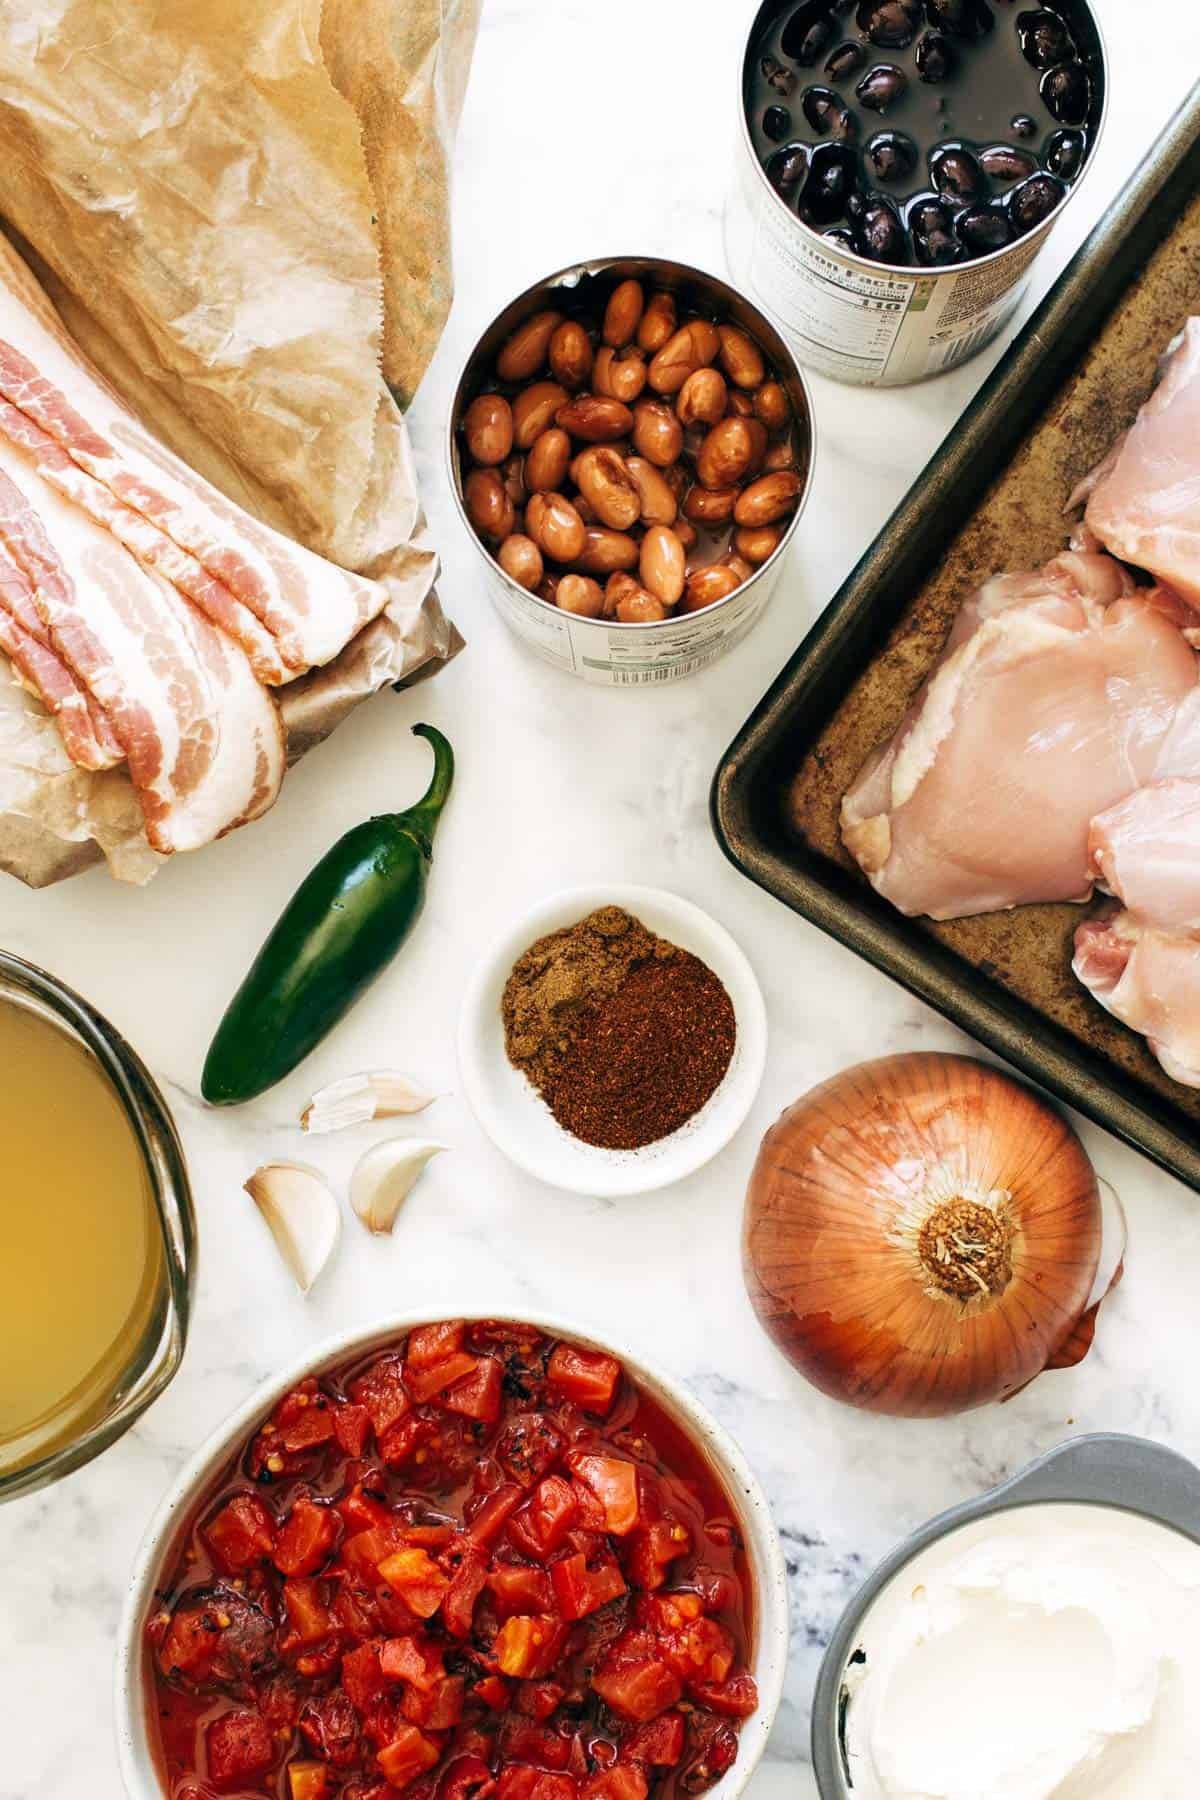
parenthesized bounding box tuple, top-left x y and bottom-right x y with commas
(502, 905, 736, 1150)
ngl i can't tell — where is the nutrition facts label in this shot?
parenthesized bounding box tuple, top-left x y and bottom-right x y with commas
(741, 168, 1047, 387)
(750, 202, 912, 380)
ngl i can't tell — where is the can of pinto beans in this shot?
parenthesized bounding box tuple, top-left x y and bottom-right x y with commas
(725, 0, 1108, 387)
(448, 257, 815, 688)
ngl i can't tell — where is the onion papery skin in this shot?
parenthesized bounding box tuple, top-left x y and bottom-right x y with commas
(743, 1053, 1104, 1417)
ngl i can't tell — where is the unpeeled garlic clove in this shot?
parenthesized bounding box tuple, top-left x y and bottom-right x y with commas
(350, 1138, 446, 1234)
(245, 1162, 340, 1292)
(301, 1070, 436, 1134)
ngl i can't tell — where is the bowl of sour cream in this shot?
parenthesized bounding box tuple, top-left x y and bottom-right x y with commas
(812, 1434, 1200, 1800)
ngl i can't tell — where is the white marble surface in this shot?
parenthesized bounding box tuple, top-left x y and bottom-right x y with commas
(2, 5, 1200, 1796)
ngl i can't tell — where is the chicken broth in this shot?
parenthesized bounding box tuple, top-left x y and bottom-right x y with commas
(0, 996, 164, 1477)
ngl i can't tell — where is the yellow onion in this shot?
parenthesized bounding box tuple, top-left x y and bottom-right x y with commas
(743, 1053, 1118, 1417)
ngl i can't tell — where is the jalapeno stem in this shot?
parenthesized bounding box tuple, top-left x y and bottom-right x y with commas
(398, 723, 455, 853)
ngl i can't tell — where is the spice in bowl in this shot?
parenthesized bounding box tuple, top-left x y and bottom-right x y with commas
(502, 907, 736, 1150)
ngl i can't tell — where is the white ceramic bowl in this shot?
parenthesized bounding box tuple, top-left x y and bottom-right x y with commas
(457, 885, 768, 1196)
(115, 1310, 789, 1800)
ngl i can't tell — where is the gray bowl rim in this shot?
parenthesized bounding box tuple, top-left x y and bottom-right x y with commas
(810, 1431, 1200, 1796)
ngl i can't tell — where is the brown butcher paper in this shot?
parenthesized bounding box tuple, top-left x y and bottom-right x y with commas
(0, 0, 480, 885)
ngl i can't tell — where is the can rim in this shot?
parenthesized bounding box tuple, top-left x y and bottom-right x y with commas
(446, 254, 817, 635)
(735, 0, 1111, 281)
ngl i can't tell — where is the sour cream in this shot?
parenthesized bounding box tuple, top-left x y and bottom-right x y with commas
(843, 1502, 1200, 1799)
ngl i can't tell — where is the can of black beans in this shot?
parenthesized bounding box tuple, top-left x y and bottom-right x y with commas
(448, 257, 815, 687)
(726, 0, 1108, 386)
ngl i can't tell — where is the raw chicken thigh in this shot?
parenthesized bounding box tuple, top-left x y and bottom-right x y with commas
(1087, 778, 1200, 929)
(1072, 689, 1200, 1087)
(841, 552, 1199, 920)
(1080, 319, 1200, 607)
(1074, 910, 1200, 1088)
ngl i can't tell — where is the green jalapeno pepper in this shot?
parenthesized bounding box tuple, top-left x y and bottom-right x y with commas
(201, 723, 454, 1105)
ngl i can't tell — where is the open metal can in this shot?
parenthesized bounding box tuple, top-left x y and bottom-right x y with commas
(725, 0, 1108, 387)
(448, 256, 815, 687)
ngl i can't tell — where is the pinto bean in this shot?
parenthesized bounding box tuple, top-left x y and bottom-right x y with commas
(496, 310, 563, 382)
(639, 526, 687, 607)
(463, 393, 513, 465)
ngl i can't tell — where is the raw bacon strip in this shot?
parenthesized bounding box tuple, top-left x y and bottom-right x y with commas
(0, 236, 388, 674)
(0, 453, 284, 853)
(0, 393, 289, 686)
(0, 547, 121, 770)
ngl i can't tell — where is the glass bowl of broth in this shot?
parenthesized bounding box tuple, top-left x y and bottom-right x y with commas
(0, 950, 194, 1502)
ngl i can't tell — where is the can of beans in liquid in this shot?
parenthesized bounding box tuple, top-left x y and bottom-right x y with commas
(448, 257, 815, 688)
(725, 0, 1107, 387)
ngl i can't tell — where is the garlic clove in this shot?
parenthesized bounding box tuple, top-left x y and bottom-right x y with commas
(301, 1071, 436, 1134)
(245, 1162, 340, 1292)
(350, 1138, 446, 1234)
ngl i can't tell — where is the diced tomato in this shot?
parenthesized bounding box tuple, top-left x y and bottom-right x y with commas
(206, 1708, 275, 1790)
(378, 1548, 450, 1620)
(401, 1521, 458, 1549)
(379, 1416, 436, 1470)
(624, 1520, 689, 1591)
(683, 1568, 738, 1615)
(438, 1753, 497, 1800)
(492, 1616, 570, 1680)
(283, 1579, 337, 1647)
(276, 1498, 341, 1577)
(377, 1724, 441, 1792)
(514, 1679, 565, 1721)
(546, 1344, 621, 1415)
(406, 1321, 466, 1369)
(280, 1404, 339, 1454)
(499, 1717, 572, 1769)
(380, 1634, 445, 1689)
(472, 1675, 511, 1712)
(566, 1456, 639, 1536)
(442, 1541, 489, 1640)
(622, 1712, 685, 1766)
(659, 1616, 735, 1686)
(203, 1494, 276, 1573)
(351, 1356, 413, 1437)
(343, 1524, 408, 1583)
(289, 1761, 332, 1800)
(156, 1589, 274, 1688)
(466, 1482, 523, 1547)
(689, 1672, 759, 1718)
(551, 1552, 626, 1622)
(402, 1673, 466, 1730)
(335, 1404, 373, 1458)
(339, 1482, 394, 1535)
(497, 1772, 578, 1800)
(335, 1584, 382, 1643)
(642, 1592, 704, 1634)
(299, 1690, 361, 1766)
(486, 1563, 554, 1620)
(343, 1641, 388, 1714)
(442, 1355, 503, 1424)
(407, 1353, 480, 1404)
(508, 1477, 579, 1562)
(591, 1657, 682, 1723)
(581, 1770, 647, 1800)
(496, 1415, 566, 1488)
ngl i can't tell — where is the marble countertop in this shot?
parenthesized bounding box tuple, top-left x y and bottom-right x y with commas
(3, 5, 1200, 1796)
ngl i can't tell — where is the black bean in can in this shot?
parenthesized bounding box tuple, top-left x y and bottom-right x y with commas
(725, 0, 1108, 386)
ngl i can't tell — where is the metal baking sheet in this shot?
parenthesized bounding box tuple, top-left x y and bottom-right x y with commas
(712, 84, 1200, 1193)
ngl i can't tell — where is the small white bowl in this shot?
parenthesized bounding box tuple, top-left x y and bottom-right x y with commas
(457, 884, 768, 1196)
(115, 1310, 790, 1800)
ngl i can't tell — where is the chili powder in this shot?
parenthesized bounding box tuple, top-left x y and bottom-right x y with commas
(545, 948, 736, 1150)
